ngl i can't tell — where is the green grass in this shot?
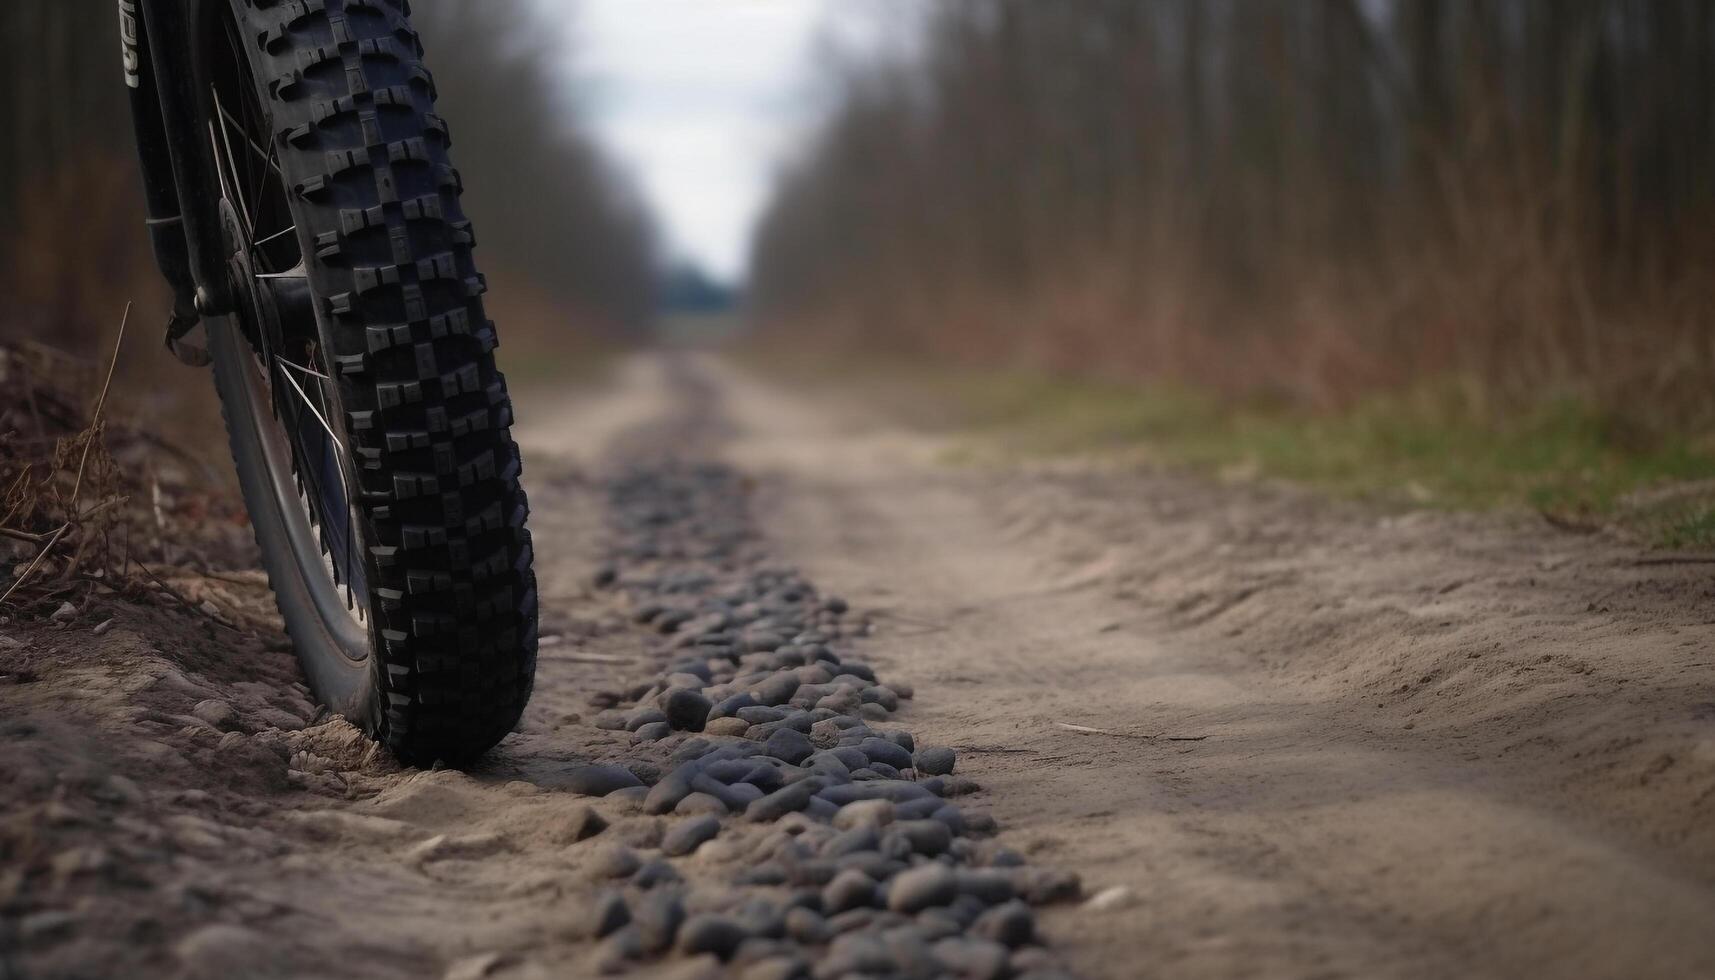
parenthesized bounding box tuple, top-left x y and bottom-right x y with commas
(937, 371, 1715, 548)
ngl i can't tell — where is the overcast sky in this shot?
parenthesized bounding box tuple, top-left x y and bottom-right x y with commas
(530, 0, 921, 282)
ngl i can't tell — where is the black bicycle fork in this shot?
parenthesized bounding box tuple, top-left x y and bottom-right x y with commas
(119, 0, 236, 364)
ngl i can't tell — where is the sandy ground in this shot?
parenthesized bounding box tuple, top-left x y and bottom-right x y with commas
(4, 351, 1714, 978)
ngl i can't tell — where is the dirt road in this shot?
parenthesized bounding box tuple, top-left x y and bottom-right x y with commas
(5, 352, 1714, 979)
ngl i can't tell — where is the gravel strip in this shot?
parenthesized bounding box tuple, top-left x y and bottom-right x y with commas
(566, 460, 1080, 978)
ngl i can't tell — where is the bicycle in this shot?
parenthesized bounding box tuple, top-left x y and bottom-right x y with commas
(118, 0, 536, 765)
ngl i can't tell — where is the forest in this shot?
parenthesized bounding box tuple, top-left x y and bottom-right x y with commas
(751, 1, 1715, 430)
(0, 1, 656, 363)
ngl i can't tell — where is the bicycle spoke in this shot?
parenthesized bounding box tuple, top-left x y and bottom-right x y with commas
(274, 356, 362, 614)
(216, 101, 284, 178)
(273, 357, 345, 454)
(210, 87, 252, 228)
(251, 223, 298, 252)
(257, 262, 308, 281)
(276, 355, 331, 381)
(206, 120, 240, 229)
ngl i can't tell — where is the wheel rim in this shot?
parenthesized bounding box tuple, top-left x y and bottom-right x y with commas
(205, 6, 373, 653)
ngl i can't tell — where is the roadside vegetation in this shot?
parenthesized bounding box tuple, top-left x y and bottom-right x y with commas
(749, 1, 1715, 546)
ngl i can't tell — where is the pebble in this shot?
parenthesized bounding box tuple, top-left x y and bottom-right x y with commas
(644, 764, 702, 815)
(784, 907, 828, 945)
(593, 925, 645, 971)
(661, 814, 721, 857)
(746, 779, 821, 822)
(615, 819, 665, 849)
(817, 933, 893, 976)
(587, 890, 631, 938)
(634, 721, 672, 742)
(890, 819, 953, 856)
(664, 688, 713, 731)
(832, 799, 894, 831)
(1011, 868, 1082, 904)
(887, 864, 959, 914)
(587, 844, 641, 879)
(1083, 884, 1134, 911)
(821, 869, 877, 914)
(704, 717, 752, 737)
(676, 914, 749, 960)
(174, 924, 278, 979)
(632, 859, 682, 889)
(557, 462, 1086, 977)
(564, 764, 644, 797)
(674, 792, 730, 816)
(858, 737, 913, 771)
(971, 900, 1035, 948)
(191, 699, 238, 731)
(931, 936, 1011, 980)
(632, 890, 687, 953)
(741, 956, 811, 980)
(956, 869, 1016, 904)
(913, 746, 957, 776)
(565, 806, 610, 842)
(443, 952, 509, 980)
(764, 728, 814, 765)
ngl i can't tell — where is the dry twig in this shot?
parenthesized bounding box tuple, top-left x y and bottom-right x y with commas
(1, 304, 129, 608)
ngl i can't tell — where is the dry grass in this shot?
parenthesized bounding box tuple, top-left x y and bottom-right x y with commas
(0, 315, 255, 622)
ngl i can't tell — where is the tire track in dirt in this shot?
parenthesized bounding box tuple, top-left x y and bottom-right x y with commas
(703, 354, 1715, 980)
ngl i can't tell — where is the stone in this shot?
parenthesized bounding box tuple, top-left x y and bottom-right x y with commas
(972, 900, 1035, 948)
(1011, 867, 1081, 904)
(889, 819, 953, 856)
(858, 737, 913, 771)
(565, 806, 609, 843)
(564, 764, 644, 797)
(1083, 884, 1134, 911)
(633, 721, 672, 742)
(913, 746, 956, 776)
(664, 688, 713, 732)
(819, 826, 879, 859)
(587, 890, 631, 939)
(674, 792, 730, 816)
(740, 956, 811, 980)
(625, 707, 669, 732)
(931, 937, 1010, 980)
(632, 859, 682, 889)
(661, 814, 721, 857)
(887, 864, 958, 914)
(632, 889, 686, 954)
(191, 699, 238, 731)
(818, 933, 893, 977)
(783, 907, 827, 945)
(704, 717, 751, 737)
(764, 728, 814, 765)
(745, 778, 822, 822)
(676, 914, 749, 960)
(751, 673, 800, 707)
(588, 844, 642, 879)
(644, 762, 703, 815)
(821, 869, 877, 915)
(955, 869, 1016, 904)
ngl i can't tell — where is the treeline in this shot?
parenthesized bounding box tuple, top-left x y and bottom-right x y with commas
(0, 1, 654, 355)
(412, 1, 656, 340)
(751, 1, 1715, 424)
